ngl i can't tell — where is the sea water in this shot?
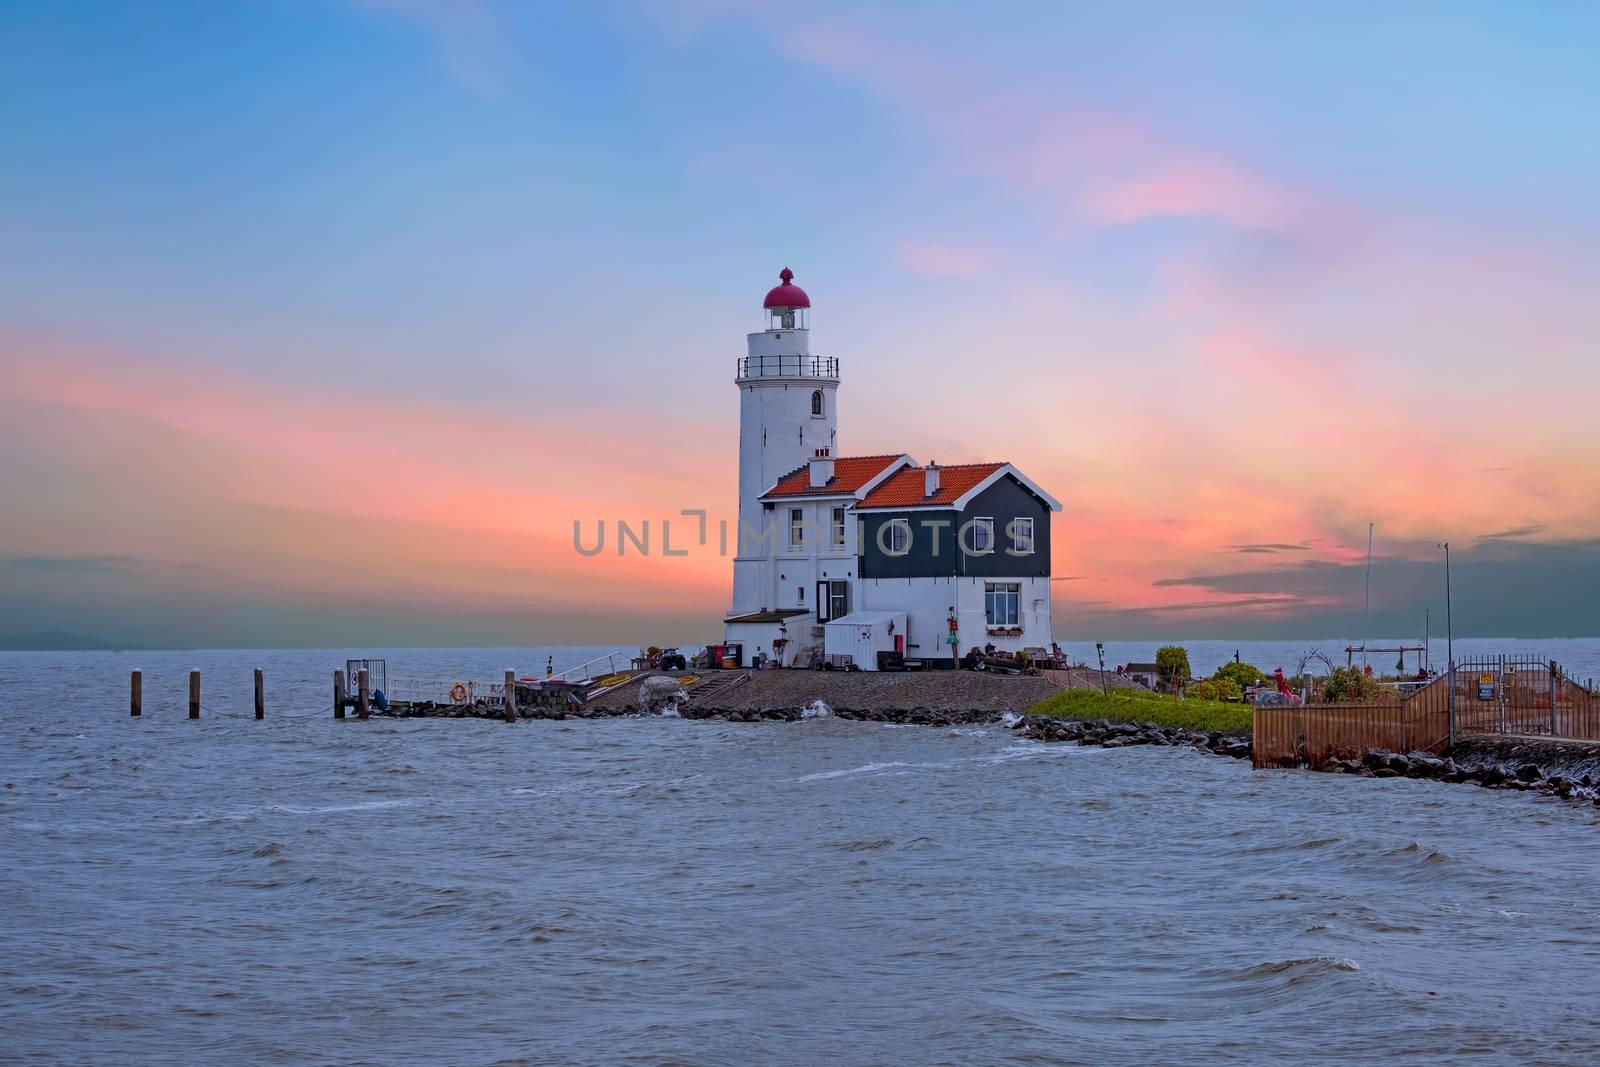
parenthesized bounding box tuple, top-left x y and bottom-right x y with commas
(3, 642, 1599, 1064)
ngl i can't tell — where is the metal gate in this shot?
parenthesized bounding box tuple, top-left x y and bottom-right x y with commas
(1449, 656, 1600, 740)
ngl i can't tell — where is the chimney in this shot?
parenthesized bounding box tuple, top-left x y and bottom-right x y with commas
(808, 448, 834, 488)
(924, 461, 940, 498)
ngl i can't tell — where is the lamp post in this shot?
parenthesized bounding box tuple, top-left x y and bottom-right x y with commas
(1095, 642, 1108, 695)
(1438, 541, 1454, 743)
(1437, 542, 1453, 668)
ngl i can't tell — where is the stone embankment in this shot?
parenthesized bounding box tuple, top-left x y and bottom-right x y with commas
(1303, 736, 1600, 807)
(1011, 715, 1253, 759)
(589, 670, 1064, 722)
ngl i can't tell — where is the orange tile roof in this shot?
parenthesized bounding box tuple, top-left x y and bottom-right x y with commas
(856, 462, 1006, 509)
(761, 454, 908, 498)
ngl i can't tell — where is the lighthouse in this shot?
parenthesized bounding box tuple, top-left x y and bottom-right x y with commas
(729, 268, 839, 614)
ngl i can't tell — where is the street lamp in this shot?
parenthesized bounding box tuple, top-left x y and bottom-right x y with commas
(1437, 542, 1453, 668)
(1438, 541, 1454, 743)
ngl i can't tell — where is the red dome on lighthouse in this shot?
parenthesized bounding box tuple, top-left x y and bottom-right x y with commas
(762, 267, 811, 309)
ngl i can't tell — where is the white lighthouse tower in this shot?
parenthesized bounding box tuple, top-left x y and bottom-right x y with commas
(728, 268, 839, 616)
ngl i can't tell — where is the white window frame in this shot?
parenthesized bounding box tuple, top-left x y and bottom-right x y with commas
(828, 580, 848, 620)
(1010, 516, 1034, 555)
(972, 516, 995, 554)
(985, 582, 1020, 627)
(830, 506, 847, 550)
(885, 520, 910, 555)
(789, 507, 806, 549)
(810, 390, 824, 417)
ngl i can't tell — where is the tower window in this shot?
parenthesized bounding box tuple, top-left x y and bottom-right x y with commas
(811, 390, 824, 417)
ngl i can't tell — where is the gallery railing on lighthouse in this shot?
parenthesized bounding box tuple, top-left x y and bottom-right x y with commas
(736, 355, 839, 379)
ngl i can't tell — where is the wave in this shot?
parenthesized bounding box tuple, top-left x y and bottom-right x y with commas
(801, 700, 833, 719)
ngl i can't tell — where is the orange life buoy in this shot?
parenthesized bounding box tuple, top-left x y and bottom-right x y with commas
(449, 682, 468, 703)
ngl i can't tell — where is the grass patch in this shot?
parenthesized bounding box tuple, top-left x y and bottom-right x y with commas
(1028, 687, 1254, 734)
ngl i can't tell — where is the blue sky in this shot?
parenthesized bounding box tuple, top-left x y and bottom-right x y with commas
(2, 1, 1597, 645)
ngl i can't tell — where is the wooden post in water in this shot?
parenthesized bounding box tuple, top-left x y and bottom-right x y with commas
(357, 668, 371, 720)
(334, 669, 347, 720)
(188, 670, 201, 719)
(504, 669, 518, 723)
(130, 669, 142, 717)
(254, 668, 265, 719)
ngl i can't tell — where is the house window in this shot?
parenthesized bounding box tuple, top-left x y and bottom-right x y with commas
(883, 520, 910, 555)
(818, 579, 849, 621)
(1010, 517, 1034, 555)
(985, 582, 1020, 626)
(971, 517, 995, 554)
(811, 390, 824, 417)
(798, 585, 804, 604)
(789, 507, 806, 548)
(831, 506, 847, 550)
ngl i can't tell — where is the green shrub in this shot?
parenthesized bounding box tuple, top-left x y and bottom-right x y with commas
(1186, 678, 1242, 702)
(1155, 646, 1191, 688)
(1213, 661, 1268, 691)
(1320, 666, 1385, 703)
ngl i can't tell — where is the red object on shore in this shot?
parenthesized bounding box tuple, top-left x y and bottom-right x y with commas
(763, 267, 810, 309)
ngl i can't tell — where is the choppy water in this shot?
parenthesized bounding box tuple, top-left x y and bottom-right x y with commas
(4, 645, 1600, 1065)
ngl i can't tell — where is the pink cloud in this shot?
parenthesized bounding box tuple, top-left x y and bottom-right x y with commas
(896, 241, 994, 278)
(1075, 158, 1308, 231)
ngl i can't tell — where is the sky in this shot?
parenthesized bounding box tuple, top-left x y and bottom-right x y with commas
(2, 0, 1598, 648)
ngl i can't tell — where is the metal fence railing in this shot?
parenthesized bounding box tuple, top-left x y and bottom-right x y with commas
(1449, 656, 1600, 741)
(735, 355, 839, 380)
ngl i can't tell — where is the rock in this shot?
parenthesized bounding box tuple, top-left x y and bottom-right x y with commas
(1515, 763, 1543, 782)
(1363, 749, 1393, 770)
(1372, 767, 1401, 778)
(1406, 752, 1446, 776)
(1386, 754, 1412, 774)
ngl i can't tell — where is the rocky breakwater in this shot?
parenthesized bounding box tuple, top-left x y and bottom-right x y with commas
(1311, 737, 1600, 808)
(1012, 715, 1253, 760)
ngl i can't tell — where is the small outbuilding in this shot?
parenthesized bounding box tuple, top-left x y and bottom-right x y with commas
(824, 610, 908, 671)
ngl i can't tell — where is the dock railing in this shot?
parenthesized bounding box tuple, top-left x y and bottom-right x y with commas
(552, 650, 635, 684)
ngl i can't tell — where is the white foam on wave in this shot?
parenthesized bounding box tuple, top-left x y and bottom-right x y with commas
(270, 799, 418, 816)
(799, 760, 917, 781)
(999, 712, 1021, 728)
(801, 700, 833, 719)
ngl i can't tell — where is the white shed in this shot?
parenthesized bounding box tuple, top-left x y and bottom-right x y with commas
(824, 610, 908, 671)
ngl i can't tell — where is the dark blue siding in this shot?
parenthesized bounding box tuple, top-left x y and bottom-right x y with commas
(858, 474, 1051, 579)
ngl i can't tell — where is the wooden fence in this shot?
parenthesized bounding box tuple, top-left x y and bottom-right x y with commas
(1253, 675, 1450, 769)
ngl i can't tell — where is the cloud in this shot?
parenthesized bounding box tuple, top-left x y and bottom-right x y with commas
(1229, 543, 1311, 555)
(1075, 159, 1313, 233)
(3, 554, 137, 573)
(896, 241, 994, 278)
(1475, 525, 1546, 543)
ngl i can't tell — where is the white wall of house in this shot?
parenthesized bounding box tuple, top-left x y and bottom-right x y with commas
(721, 617, 813, 668)
(858, 575, 959, 663)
